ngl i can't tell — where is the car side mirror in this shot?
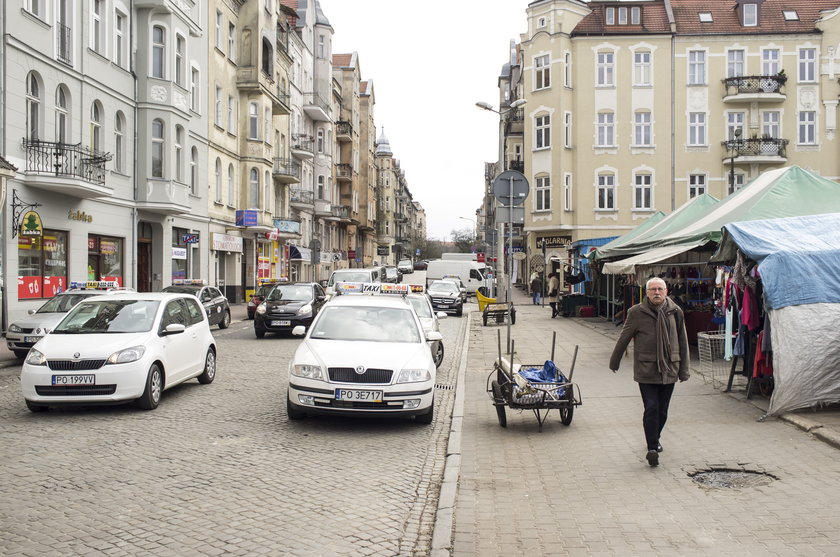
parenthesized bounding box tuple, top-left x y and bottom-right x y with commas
(316, 295, 326, 301)
(320, 280, 328, 288)
(436, 312, 448, 319)
(426, 331, 443, 342)
(291, 325, 306, 336)
(28, 309, 37, 315)
(162, 323, 186, 336)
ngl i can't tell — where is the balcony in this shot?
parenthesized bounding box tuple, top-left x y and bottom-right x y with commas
(136, 179, 191, 215)
(331, 204, 351, 222)
(506, 159, 524, 173)
(22, 139, 113, 198)
(303, 92, 330, 121)
(291, 138, 314, 160)
(56, 22, 72, 65)
(289, 188, 314, 209)
(272, 157, 300, 184)
(336, 121, 353, 142)
(273, 84, 291, 115)
(505, 107, 524, 135)
(721, 137, 788, 164)
(722, 74, 786, 103)
(336, 163, 353, 182)
(314, 197, 331, 218)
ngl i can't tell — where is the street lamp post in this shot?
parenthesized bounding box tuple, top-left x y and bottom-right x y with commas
(729, 127, 742, 194)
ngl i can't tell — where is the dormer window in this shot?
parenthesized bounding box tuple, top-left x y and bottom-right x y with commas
(605, 5, 641, 25)
(743, 3, 758, 26)
(783, 10, 799, 21)
(605, 7, 614, 25)
(699, 12, 713, 23)
(631, 7, 641, 24)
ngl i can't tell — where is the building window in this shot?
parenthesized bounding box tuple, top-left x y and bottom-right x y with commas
(215, 10, 223, 51)
(605, 7, 614, 25)
(743, 3, 757, 26)
(634, 174, 652, 209)
(190, 68, 199, 112)
(634, 51, 651, 85)
(25, 0, 43, 18)
(318, 34, 325, 58)
(151, 119, 164, 178)
(55, 86, 68, 144)
(564, 52, 572, 87)
(115, 11, 126, 67)
(215, 159, 222, 202)
(631, 6, 641, 24)
(190, 147, 198, 194)
(799, 111, 816, 144)
(175, 35, 186, 87)
(799, 48, 816, 82)
(228, 96, 235, 133)
(114, 111, 124, 173)
(175, 125, 184, 182)
(88, 235, 124, 285)
(727, 50, 745, 78)
(634, 111, 651, 146)
(538, 17, 546, 28)
(228, 164, 235, 205)
(18, 230, 69, 299)
(564, 111, 572, 148)
(535, 114, 550, 149)
(249, 102, 259, 139)
(264, 108, 271, 143)
(762, 49, 780, 75)
(152, 25, 165, 79)
(597, 112, 614, 147)
(783, 10, 799, 21)
(564, 173, 572, 211)
(535, 54, 550, 90)
(689, 174, 706, 198)
(762, 111, 780, 138)
(265, 171, 271, 210)
(215, 86, 222, 126)
(249, 168, 259, 208)
(618, 6, 628, 24)
(597, 174, 615, 210)
(727, 112, 745, 139)
(26, 72, 41, 140)
(535, 176, 550, 211)
(688, 113, 706, 146)
(90, 102, 102, 152)
(318, 175, 325, 199)
(699, 12, 713, 23)
(688, 51, 706, 85)
(228, 23, 236, 61)
(597, 52, 614, 86)
(317, 129, 324, 152)
(91, 0, 104, 53)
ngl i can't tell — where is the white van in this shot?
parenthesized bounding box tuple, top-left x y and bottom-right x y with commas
(425, 260, 491, 296)
(324, 267, 384, 296)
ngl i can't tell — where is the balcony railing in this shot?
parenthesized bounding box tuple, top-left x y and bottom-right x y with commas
(23, 139, 111, 185)
(506, 160, 524, 172)
(331, 205, 350, 220)
(291, 139, 314, 154)
(290, 188, 314, 205)
(335, 121, 353, 138)
(723, 74, 787, 96)
(335, 163, 353, 180)
(303, 92, 330, 113)
(505, 108, 524, 122)
(56, 22, 72, 65)
(272, 157, 300, 179)
(722, 137, 788, 158)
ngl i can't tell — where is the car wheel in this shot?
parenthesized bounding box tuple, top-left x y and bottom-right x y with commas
(255, 327, 266, 339)
(218, 310, 231, 329)
(137, 363, 163, 410)
(25, 400, 48, 413)
(287, 392, 306, 420)
(434, 342, 445, 368)
(415, 400, 434, 424)
(456, 306, 463, 317)
(14, 350, 29, 359)
(197, 349, 216, 384)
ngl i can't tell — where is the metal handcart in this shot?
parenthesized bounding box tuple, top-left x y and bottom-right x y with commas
(482, 301, 516, 326)
(486, 331, 581, 431)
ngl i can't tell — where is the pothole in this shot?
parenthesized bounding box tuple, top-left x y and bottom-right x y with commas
(689, 467, 777, 489)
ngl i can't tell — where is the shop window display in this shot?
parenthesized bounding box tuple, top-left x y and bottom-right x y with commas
(18, 230, 68, 299)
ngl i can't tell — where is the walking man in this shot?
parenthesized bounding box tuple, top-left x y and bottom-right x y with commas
(609, 277, 689, 466)
(529, 272, 542, 305)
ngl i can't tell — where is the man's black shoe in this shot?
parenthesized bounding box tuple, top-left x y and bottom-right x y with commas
(646, 450, 659, 466)
(656, 444, 663, 453)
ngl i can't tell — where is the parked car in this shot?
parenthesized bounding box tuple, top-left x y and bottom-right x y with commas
(440, 275, 468, 303)
(286, 282, 441, 423)
(383, 265, 402, 284)
(413, 260, 429, 271)
(6, 281, 136, 359)
(247, 281, 283, 319)
(20, 292, 217, 412)
(161, 280, 230, 329)
(398, 259, 414, 275)
(254, 282, 327, 338)
(407, 291, 446, 367)
(427, 280, 464, 316)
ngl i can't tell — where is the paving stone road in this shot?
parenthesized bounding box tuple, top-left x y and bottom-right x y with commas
(0, 310, 466, 557)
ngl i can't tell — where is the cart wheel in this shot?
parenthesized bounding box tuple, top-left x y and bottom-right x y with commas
(482, 312, 488, 326)
(491, 380, 507, 428)
(510, 309, 516, 325)
(560, 405, 573, 426)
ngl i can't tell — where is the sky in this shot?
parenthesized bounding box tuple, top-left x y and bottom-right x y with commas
(318, 0, 533, 241)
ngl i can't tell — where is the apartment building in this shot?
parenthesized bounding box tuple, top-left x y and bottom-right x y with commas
(374, 129, 397, 264)
(495, 0, 840, 279)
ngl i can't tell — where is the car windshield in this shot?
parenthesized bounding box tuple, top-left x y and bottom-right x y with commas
(309, 306, 422, 342)
(161, 286, 200, 295)
(429, 282, 459, 294)
(37, 293, 96, 313)
(408, 296, 432, 318)
(385, 268, 398, 278)
(267, 285, 311, 302)
(330, 272, 370, 285)
(256, 284, 276, 297)
(54, 300, 161, 334)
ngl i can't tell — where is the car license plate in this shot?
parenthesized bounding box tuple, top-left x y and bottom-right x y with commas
(271, 320, 291, 326)
(51, 374, 95, 386)
(24, 336, 42, 343)
(335, 389, 383, 402)
(437, 304, 449, 309)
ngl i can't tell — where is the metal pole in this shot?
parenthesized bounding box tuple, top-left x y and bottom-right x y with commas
(507, 175, 513, 353)
(541, 239, 547, 308)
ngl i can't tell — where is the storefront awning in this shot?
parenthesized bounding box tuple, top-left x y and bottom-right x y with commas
(601, 243, 703, 275)
(289, 246, 311, 261)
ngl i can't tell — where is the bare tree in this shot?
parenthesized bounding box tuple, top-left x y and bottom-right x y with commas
(450, 228, 475, 253)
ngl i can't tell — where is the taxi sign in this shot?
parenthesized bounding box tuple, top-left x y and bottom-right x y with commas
(69, 280, 119, 290)
(335, 282, 410, 296)
(173, 279, 207, 285)
(408, 284, 425, 293)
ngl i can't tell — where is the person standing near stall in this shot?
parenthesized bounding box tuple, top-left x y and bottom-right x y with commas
(547, 272, 560, 317)
(609, 277, 689, 466)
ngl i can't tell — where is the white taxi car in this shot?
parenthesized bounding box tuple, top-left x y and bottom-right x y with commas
(406, 285, 447, 368)
(20, 292, 217, 412)
(287, 282, 442, 424)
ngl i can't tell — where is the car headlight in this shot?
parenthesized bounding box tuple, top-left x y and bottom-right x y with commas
(291, 363, 324, 380)
(296, 303, 313, 316)
(396, 368, 431, 383)
(256, 303, 267, 315)
(9, 324, 22, 333)
(25, 349, 46, 366)
(107, 345, 146, 364)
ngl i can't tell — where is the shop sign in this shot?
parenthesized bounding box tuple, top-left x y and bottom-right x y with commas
(182, 233, 199, 244)
(538, 236, 572, 249)
(273, 218, 301, 234)
(212, 233, 243, 252)
(20, 210, 43, 237)
(376, 246, 389, 256)
(235, 210, 258, 226)
(172, 247, 188, 260)
(68, 209, 93, 223)
(100, 240, 118, 255)
(348, 249, 356, 259)
(266, 229, 281, 241)
(476, 252, 486, 263)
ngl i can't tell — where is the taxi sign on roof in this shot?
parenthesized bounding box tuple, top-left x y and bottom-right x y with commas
(69, 280, 119, 290)
(335, 282, 410, 295)
(173, 279, 207, 285)
(408, 284, 425, 293)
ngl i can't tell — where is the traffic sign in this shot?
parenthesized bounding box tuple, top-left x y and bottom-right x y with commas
(492, 170, 529, 206)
